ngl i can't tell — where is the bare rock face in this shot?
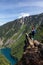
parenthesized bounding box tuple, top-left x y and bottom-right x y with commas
(0, 38, 3, 47)
(16, 46, 43, 65)
(16, 34, 43, 65)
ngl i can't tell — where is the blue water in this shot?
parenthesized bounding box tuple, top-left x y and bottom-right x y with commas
(0, 48, 17, 65)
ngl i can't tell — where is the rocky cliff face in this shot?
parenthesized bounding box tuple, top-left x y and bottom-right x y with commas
(16, 34, 43, 65)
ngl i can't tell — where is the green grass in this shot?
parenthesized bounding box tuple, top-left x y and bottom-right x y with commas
(11, 24, 43, 61)
(0, 54, 10, 65)
(11, 34, 25, 60)
(12, 25, 26, 40)
(11, 25, 26, 60)
(35, 25, 43, 42)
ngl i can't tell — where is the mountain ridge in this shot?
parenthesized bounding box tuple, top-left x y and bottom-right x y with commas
(0, 13, 43, 47)
(0, 13, 43, 65)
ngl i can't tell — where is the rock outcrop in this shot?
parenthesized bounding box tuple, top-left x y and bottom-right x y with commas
(16, 34, 43, 65)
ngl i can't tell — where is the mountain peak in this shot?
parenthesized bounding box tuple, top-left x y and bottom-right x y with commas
(18, 13, 30, 18)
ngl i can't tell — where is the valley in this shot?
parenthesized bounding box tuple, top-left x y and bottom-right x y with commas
(0, 13, 43, 65)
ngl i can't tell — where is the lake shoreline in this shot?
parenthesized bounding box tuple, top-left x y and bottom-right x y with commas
(0, 47, 18, 65)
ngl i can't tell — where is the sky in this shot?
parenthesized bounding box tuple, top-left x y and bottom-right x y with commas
(0, 0, 43, 25)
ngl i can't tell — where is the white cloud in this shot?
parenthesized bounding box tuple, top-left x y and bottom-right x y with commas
(0, 1, 43, 26)
(0, 14, 17, 19)
(0, 13, 30, 25)
(18, 13, 30, 18)
(0, 21, 7, 26)
(0, 13, 30, 19)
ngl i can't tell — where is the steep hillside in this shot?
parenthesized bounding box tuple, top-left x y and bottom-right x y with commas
(0, 13, 43, 46)
(15, 32, 43, 65)
(35, 24, 43, 43)
(16, 39, 43, 65)
(11, 13, 43, 60)
(0, 19, 22, 44)
(0, 13, 43, 61)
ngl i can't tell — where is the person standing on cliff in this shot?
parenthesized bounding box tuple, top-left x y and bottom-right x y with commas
(31, 26, 36, 41)
(29, 26, 36, 40)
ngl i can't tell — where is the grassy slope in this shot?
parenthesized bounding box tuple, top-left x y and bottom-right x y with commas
(0, 24, 43, 64)
(11, 24, 43, 60)
(11, 25, 26, 60)
(35, 25, 43, 42)
(12, 25, 26, 40)
(0, 54, 10, 65)
(11, 23, 32, 61)
(0, 19, 22, 44)
(11, 34, 25, 60)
